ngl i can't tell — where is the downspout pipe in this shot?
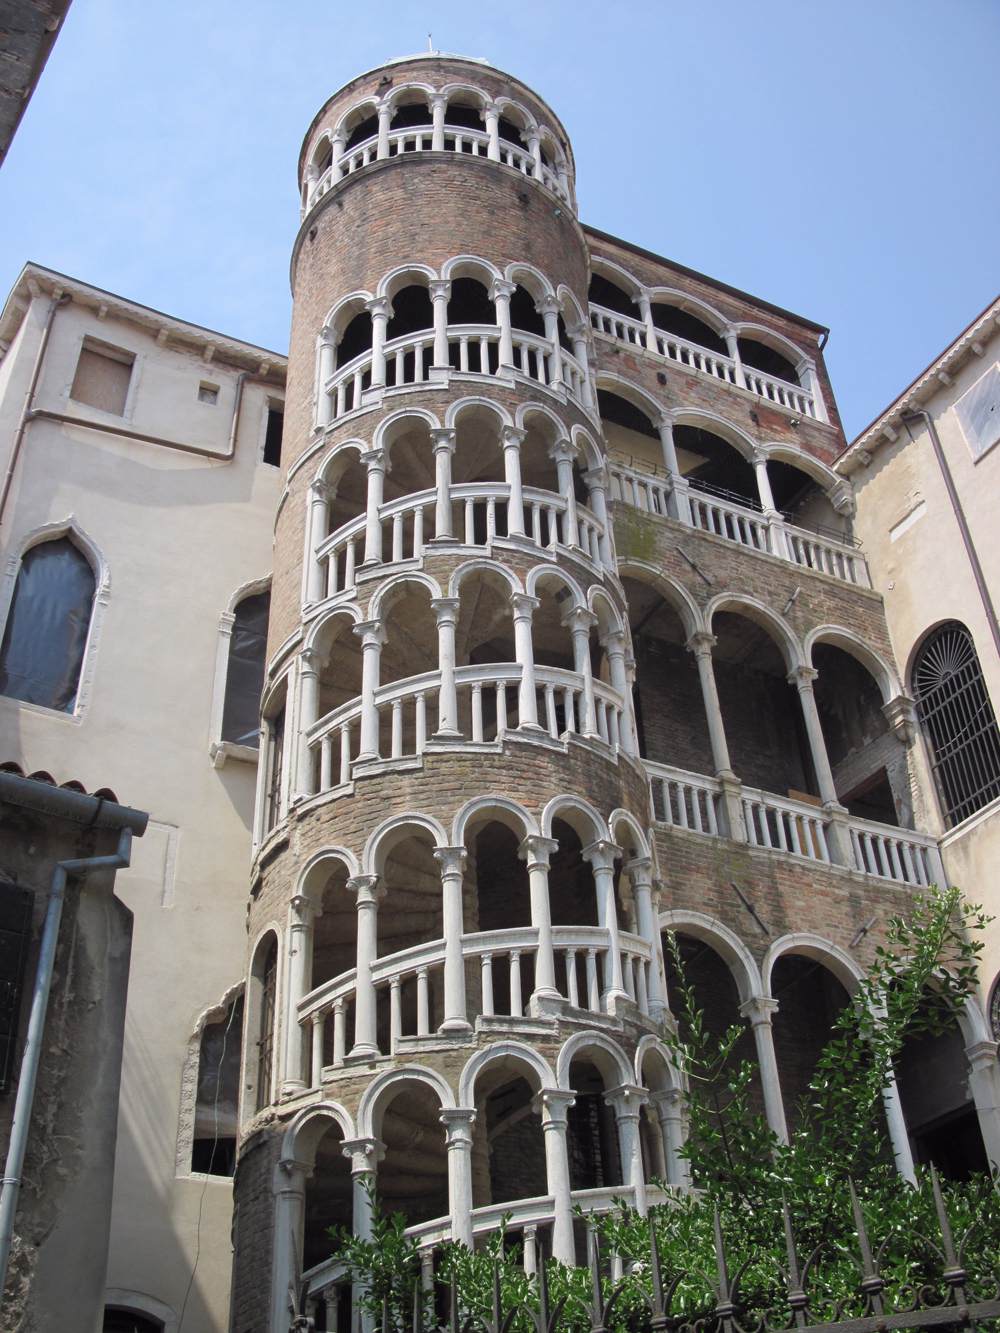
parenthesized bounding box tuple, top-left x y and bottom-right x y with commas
(0, 823, 138, 1293)
(901, 410, 1000, 665)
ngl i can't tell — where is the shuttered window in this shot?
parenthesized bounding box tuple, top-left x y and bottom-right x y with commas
(955, 363, 1000, 461)
(70, 339, 134, 416)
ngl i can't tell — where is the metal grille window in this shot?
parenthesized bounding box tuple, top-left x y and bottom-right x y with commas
(255, 940, 277, 1113)
(913, 622, 1000, 826)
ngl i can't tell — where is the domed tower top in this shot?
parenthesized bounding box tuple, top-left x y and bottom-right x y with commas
(298, 53, 578, 221)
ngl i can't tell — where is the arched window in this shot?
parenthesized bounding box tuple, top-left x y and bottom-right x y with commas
(221, 591, 270, 747)
(255, 938, 278, 1113)
(191, 992, 244, 1175)
(913, 621, 1000, 826)
(0, 537, 96, 712)
(103, 1312, 164, 1333)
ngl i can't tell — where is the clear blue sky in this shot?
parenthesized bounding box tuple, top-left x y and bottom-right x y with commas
(1, 0, 997, 438)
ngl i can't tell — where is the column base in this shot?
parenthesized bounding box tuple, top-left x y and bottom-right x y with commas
(602, 988, 631, 1016)
(426, 535, 460, 548)
(528, 989, 563, 1018)
(280, 1079, 308, 1099)
(438, 1018, 473, 1036)
(430, 728, 463, 742)
(349, 1041, 380, 1060)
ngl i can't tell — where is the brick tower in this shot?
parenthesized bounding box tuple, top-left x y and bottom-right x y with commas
(233, 53, 998, 1333)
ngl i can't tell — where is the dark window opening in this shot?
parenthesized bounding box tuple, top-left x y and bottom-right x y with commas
(343, 113, 378, 151)
(738, 337, 799, 385)
(840, 769, 898, 825)
(509, 286, 546, 338)
(255, 940, 277, 1113)
(337, 309, 373, 367)
(265, 707, 285, 834)
(103, 1311, 164, 1333)
(447, 277, 495, 326)
(390, 101, 432, 130)
(675, 425, 758, 507)
(191, 994, 243, 1176)
(0, 886, 32, 1093)
(0, 538, 96, 712)
(385, 285, 433, 341)
(497, 115, 524, 147)
(588, 273, 635, 317)
(913, 622, 1000, 826)
(222, 591, 269, 747)
(651, 303, 727, 356)
(597, 389, 658, 440)
(315, 142, 333, 176)
(445, 102, 482, 132)
(263, 404, 284, 468)
(557, 313, 573, 354)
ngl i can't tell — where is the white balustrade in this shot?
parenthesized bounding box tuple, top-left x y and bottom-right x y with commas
(589, 304, 647, 347)
(741, 365, 815, 417)
(848, 818, 941, 887)
(688, 489, 770, 550)
(783, 522, 870, 587)
(645, 761, 721, 835)
(742, 788, 831, 862)
(607, 461, 672, 517)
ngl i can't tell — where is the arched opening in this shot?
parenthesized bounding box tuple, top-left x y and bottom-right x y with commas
(261, 680, 287, 836)
(464, 817, 532, 1014)
(912, 622, 1000, 827)
(588, 272, 635, 318)
(191, 991, 243, 1176)
(247, 932, 278, 1114)
(531, 573, 577, 672)
(103, 1312, 164, 1333)
(651, 302, 727, 357)
(451, 405, 506, 494)
(637, 1045, 675, 1182)
(895, 992, 988, 1180)
(311, 613, 363, 787)
(738, 337, 800, 385)
(509, 285, 546, 338)
(770, 954, 851, 1134)
(566, 1056, 623, 1189)
(303, 1119, 353, 1271)
(623, 576, 711, 773)
(381, 417, 436, 513)
(378, 582, 436, 690)
(599, 389, 662, 477)
(0, 535, 97, 712)
(342, 107, 378, 152)
(389, 95, 433, 134)
(675, 425, 757, 508)
(377, 830, 445, 1040)
(336, 307, 373, 368)
(448, 277, 496, 333)
(519, 411, 565, 502)
(813, 643, 905, 826)
(768, 460, 849, 541)
(496, 112, 526, 151)
(385, 284, 434, 385)
(471, 1064, 547, 1208)
(444, 93, 485, 143)
(375, 1080, 449, 1225)
(713, 611, 815, 797)
(325, 449, 367, 537)
(454, 569, 516, 738)
(311, 862, 354, 992)
(221, 590, 270, 748)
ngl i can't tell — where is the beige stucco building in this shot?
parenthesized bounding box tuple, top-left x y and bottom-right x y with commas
(841, 295, 1000, 1046)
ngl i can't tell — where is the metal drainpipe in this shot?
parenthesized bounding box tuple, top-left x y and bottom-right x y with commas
(901, 410, 1000, 665)
(0, 825, 135, 1292)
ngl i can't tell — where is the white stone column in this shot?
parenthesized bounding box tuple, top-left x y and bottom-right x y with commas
(366, 296, 391, 388)
(491, 279, 516, 368)
(295, 648, 321, 799)
(881, 1065, 917, 1184)
(482, 103, 501, 160)
(306, 480, 331, 604)
(331, 132, 346, 181)
(685, 632, 735, 778)
(965, 1039, 1000, 1170)
(606, 1085, 649, 1214)
(740, 996, 789, 1144)
(564, 606, 598, 737)
(788, 667, 852, 866)
(430, 93, 447, 151)
(317, 328, 337, 428)
(430, 279, 451, 369)
(341, 1137, 383, 1242)
(510, 592, 541, 730)
(501, 425, 526, 536)
(600, 629, 637, 756)
(441, 1109, 477, 1244)
(281, 894, 315, 1095)
(796, 356, 829, 424)
(348, 875, 384, 1058)
(651, 1088, 689, 1187)
(537, 296, 564, 386)
(658, 413, 691, 523)
(582, 465, 613, 567)
(376, 103, 391, 158)
(534, 1089, 576, 1264)
(431, 597, 461, 738)
(568, 324, 595, 409)
(724, 330, 746, 388)
(582, 840, 628, 1008)
(635, 291, 658, 351)
(754, 449, 789, 558)
(304, 163, 318, 211)
(430, 428, 456, 543)
(519, 835, 560, 1011)
(361, 447, 387, 566)
(625, 856, 664, 1019)
(270, 1157, 310, 1333)
(353, 620, 385, 762)
(434, 846, 471, 1033)
(549, 440, 580, 547)
(526, 129, 542, 177)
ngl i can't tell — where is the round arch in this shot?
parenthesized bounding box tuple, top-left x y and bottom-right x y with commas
(556, 283, 586, 330)
(617, 559, 704, 640)
(556, 1030, 632, 1090)
(731, 321, 808, 369)
(363, 811, 449, 876)
(447, 557, 522, 599)
(440, 81, 491, 111)
(458, 1041, 555, 1106)
(594, 371, 664, 425)
(375, 262, 439, 304)
(302, 600, 363, 653)
(441, 253, 503, 285)
(525, 563, 586, 607)
(761, 442, 843, 494)
(607, 808, 651, 860)
(514, 398, 570, 441)
(569, 424, 604, 473)
(332, 97, 380, 141)
(671, 407, 757, 461)
(383, 81, 436, 113)
(452, 795, 539, 847)
(358, 1064, 456, 1138)
(760, 932, 864, 1000)
(587, 585, 625, 638)
(658, 908, 762, 1005)
(297, 846, 361, 901)
(445, 394, 513, 431)
(372, 406, 441, 455)
(647, 286, 729, 336)
(503, 261, 554, 303)
(315, 439, 367, 488)
(279, 1100, 357, 1172)
(634, 1033, 681, 1091)
(540, 793, 608, 843)
(704, 593, 803, 672)
(804, 625, 900, 703)
(368, 570, 442, 621)
(589, 255, 643, 300)
(322, 289, 375, 338)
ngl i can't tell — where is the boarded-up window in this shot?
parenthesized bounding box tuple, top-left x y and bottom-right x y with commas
(70, 339, 134, 415)
(0, 537, 96, 712)
(221, 591, 270, 747)
(956, 363, 1000, 461)
(191, 993, 243, 1175)
(0, 885, 33, 1092)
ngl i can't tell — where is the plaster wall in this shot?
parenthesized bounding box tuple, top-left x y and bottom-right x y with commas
(0, 293, 284, 1332)
(848, 321, 1000, 1026)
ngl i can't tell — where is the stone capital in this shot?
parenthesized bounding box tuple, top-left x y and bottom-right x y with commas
(740, 995, 779, 1026)
(320, 324, 339, 346)
(430, 596, 461, 625)
(428, 279, 452, 302)
(341, 1136, 385, 1174)
(489, 278, 517, 301)
(365, 296, 392, 320)
(430, 427, 457, 453)
(547, 438, 578, 465)
(598, 627, 626, 653)
(650, 1087, 683, 1114)
(582, 465, 608, 489)
(440, 1107, 477, 1144)
(604, 1083, 649, 1118)
(518, 834, 559, 869)
(685, 631, 717, 658)
(535, 295, 561, 317)
(433, 845, 467, 878)
(883, 694, 918, 745)
(299, 646, 322, 675)
(830, 480, 856, 516)
(360, 447, 388, 472)
(289, 893, 315, 926)
(656, 410, 675, 432)
(501, 425, 526, 449)
(347, 874, 384, 906)
(309, 478, 333, 502)
(787, 664, 818, 690)
(624, 855, 654, 886)
(532, 1088, 576, 1124)
(965, 1039, 999, 1070)
(353, 618, 386, 648)
(561, 606, 598, 634)
(510, 591, 540, 620)
(581, 838, 621, 872)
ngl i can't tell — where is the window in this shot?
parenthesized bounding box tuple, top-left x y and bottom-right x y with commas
(913, 621, 1000, 826)
(264, 705, 285, 833)
(0, 537, 96, 711)
(0, 886, 32, 1092)
(191, 993, 243, 1175)
(255, 939, 277, 1113)
(221, 591, 270, 747)
(70, 338, 134, 416)
(263, 402, 284, 467)
(198, 380, 219, 404)
(103, 1311, 164, 1333)
(956, 363, 1000, 461)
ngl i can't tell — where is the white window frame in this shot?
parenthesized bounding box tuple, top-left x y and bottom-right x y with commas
(209, 575, 271, 767)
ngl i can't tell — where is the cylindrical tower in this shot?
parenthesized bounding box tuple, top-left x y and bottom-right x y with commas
(234, 55, 672, 1333)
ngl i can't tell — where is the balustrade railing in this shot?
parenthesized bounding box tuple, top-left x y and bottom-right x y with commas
(688, 487, 771, 550)
(322, 326, 588, 424)
(645, 760, 943, 888)
(607, 461, 672, 517)
(590, 302, 819, 418)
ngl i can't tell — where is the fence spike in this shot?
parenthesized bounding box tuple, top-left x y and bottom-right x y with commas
(587, 1221, 605, 1327)
(848, 1179, 884, 1316)
(491, 1260, 502, 1333)
(412, 1276, 422, 1333)
(782, 1196, 808, 1327)
(382, 1293, 390, 1333)
(648, 1219, 665, 1320)
(930, 1162, 969, 1301)
(538, 1239, 551, 1333)
(712, 1207, 731, 1300)
(449, 1272, 459, 1333)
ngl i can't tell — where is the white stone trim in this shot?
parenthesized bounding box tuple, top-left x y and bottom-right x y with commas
(209, 575, 270, 767)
